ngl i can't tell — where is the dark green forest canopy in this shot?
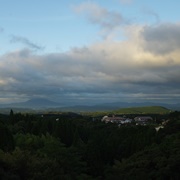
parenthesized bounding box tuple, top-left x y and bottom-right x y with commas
(0, 111, 179, 179)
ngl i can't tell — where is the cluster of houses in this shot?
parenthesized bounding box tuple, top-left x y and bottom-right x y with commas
(101, 115, 153, 126)
(101, 115, 131, 124)
(100, 115, 171, 132)
(134, 116, 153, 125)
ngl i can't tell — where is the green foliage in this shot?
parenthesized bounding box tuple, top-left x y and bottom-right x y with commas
(0, 134, 88, 179)
(0, 110, 179, 179)
(0, 121, 14, 152)
(106, 132, 180, 180)
(0, 147, 66, 180)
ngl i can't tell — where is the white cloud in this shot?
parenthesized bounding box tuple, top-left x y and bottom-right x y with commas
(0, 21, 180, 104)
(141, 7, 160, 23)
(74, 2, 128, 33)
(10, 35, 44, 50)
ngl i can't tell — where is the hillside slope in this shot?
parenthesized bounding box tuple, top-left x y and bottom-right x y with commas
(113, 106, 171, 114)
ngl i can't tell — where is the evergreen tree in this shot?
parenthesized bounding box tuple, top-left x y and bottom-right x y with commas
(9, 109, 14, 125)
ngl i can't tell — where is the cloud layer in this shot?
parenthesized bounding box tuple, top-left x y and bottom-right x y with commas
(0, 2, 179, 104)
(0, 21, 180, 104)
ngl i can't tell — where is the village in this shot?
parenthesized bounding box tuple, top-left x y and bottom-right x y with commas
(101, 114, 169, 131)
(102, 115, 153, 125)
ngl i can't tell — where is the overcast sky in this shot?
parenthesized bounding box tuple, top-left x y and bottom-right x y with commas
(0, 0, 180, 105)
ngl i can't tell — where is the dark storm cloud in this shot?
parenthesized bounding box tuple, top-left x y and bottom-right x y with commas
(10, 35, 44, 50)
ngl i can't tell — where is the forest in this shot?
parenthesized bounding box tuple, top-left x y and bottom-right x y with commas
(0, 110, 180, 180)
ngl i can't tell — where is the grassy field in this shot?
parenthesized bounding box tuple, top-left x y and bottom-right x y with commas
(83, 106, 172, 117)
(113, 106, 171, 114)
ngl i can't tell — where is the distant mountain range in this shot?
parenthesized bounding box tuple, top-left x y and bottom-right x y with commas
(0, 98, 61, 109)
(0, 98, 179, 112)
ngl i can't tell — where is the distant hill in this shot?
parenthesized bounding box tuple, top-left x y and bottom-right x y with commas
(0, 108, 34, 114)
(95, 102, 180, 111)
(0, 98, 179, 113)
(22, 98, 61, 108)
(113, 106, 171, 114)
(0, 98, 61, 109)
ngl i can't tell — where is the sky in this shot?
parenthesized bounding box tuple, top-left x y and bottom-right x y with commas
(0, 0, 180, 105)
